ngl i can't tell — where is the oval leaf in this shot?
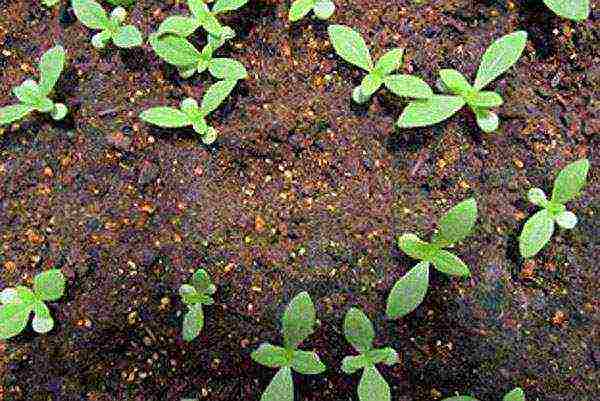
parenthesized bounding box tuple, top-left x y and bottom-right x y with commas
(439, 69, 472, 95)
(358, 366, 391, 401)
(291, 350, 326, 374)
(72, 0, 111, 30)
(313, 0, 335, 20)
(157, 16, 200, 37)
(430, 250, 470, 277)
(282, 291, 316, 349)
(113, 25, 143, 48)
(33, 269, 66, 301)
(140, 107, 191, 128)
(182, 304, 204, 341)
(150, 34, 201, 67)
(555, 210, 578, 229)
(384, 74, 433, 99)
(397, 95, 465, 128)
(0, 104, 33, 125)
(386, 261, 430, 319)
(251, 343, 289, 368)
(209, 58, 248, 81)
(200, 80, 237, 115)
(0, 302, 32, 340)
(475, 109, 499, 133)
(374, 48, 403, 76)
(503, 388, 525, 401)
(288, 0, 314, 22)
(341, 354, 369, 374)
(32, 302, 54, 334)
(212, 0, 249, 14)
(261, 367, 293, 401)
(474, 31, 527, 90)
(397, 234, 434, 260)
(551, 159, 590, 204)
(343, 307, 374, 353)
(519, 209, 555, 258)
(328, 25, 373, 71)
(434, 198, 478, 246)
(38, 46, 65, 95)
(543, 0, 590, 21)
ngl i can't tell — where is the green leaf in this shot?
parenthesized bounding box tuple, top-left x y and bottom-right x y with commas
(192, 269, 216, 295)
(469, 91, 503, 108)
(503, 388, 525, 401)
(343, 307, 374, 353)
(188, 0, 223, 37)
(182, 303, 204, 341)
(397, 95, 465, 128)
(33, 269, 66, 301)
(38, 46, 65, 95)
(528, 188, 548, 207)
(366, 347, 398, 366)
(51, 103, 68, 121)
(140, 107, 191, 128)
(543, 0, 590, 21)
(397, 234, 435, 260)
(313, 0, 335, 20)
(32, 302, 54, 334)
(1, 289, 19, 304)
(433, 198, 478, 246)
(0, 104, 33, 125)
(179, 284, 202, 305)
(0, 302, 32, 340)
(341, 354, 369, 374)
(113, 25, 143, 48)
(358, 366, 391, 401)
(474, 108, 499, 133)
(360, 73, 383, 98)
(551, 159, 590, 204)
(291, 350, 326, 374)
(13, 80, 43, 106)
(92, 30, 112, 49)
(474, 31, 527, 90)
(251, 343, 290, 368)
(384, 74, 433, 99)
(441, 397, 479, 401)
(150, 34, 201, 67)
(200, 80, 237, 115)
(261, 367, 293, 401)
(212, 0, 249, 14)
(208, 58, 248, 80)
(439, 69, 472, 95)
(282, 291, 316, 349)
(374, 48, 403, 76)
(72, 0, 111, 30)
(157, 16, 200, 37)
(328, 25, 373, 71)
(386, 261, 429, 319)
(555, 210, 577, 229)
(430, 250, 470, 276)
(519, 209, 555, 258)
(288, 0, 315, 22)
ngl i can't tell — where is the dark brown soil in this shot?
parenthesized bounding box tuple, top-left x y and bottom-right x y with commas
(0, 0, 598, 400)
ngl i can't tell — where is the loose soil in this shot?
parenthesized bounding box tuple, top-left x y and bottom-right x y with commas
(0, 1, 598, 400)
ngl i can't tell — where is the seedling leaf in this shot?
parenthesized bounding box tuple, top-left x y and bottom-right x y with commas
(439, 69, 472, 95)
(475, 109, 499, 133)
(0, 303, 31, 340)
(33, 269, 66, 301)
(140, 107, 191, 127)
(13, 80, 43, 106)
(430, 250, 470, 276)
(208, 58, 248, 81)
(528, 188, 548, 207)
(32, 302, 54, 334)
(289, 0, 314, 21)
(291, 350, 326, 374)
(519, 209, 554, 258)
(470, 91, 503, 108)
(397, 95, 465, 128)
(261, 367, 293, 401)
(555, 211, 577, 229)
(282, 291, 315, 349)
(397, 234, 434, 260)
(343, 307, 374, 353)
(474, 31, 527, 90)
(72, 0, 111, 30)
(358, 366, 391, 401)
(543, 0, 590, 21)
(157, 16, 200, 37)
(188, 0, 223, 37)
(328, 25, 373, 71)
(200, 80, 237, 115)
(433, 198, 477, 246)
(503, 388, 525, 401)
(384, 75, 433, 99)
(151, 34, 201, 66)
(182, 303, 204, 341)
(386, 261, 429, 319)
(313, 0, 335, 20)
(212, 0, 249, 14)
(374, 48, 403, 76)
(551, 159, 590, 204)
(0, 104, 33, 125)
(251, 343, 290, 368)
(113, 25, 143, 48)
(38, 46, 65, 95)
(441, 397, 479, 401)
(366, 347, 398, 365)
(342, 354, 369, 374)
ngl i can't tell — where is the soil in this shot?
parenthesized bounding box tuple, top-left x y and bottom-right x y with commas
(0, 0, 598, 400)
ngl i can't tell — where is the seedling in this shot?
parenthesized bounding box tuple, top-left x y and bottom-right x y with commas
(0, 46, 68, 126)
(0, 269, 66, 340)
(386, 198, 477, 319)
(139, 79, 239, 144)
(397, 31, 527, 133)
(72, 0, 143, 49)
(179, 269, 216, 342)
(442, 387, 525, 401)
(519, 159, 589, 258)
(42, 0, 60, 7)
(289, 0, 335, 22)
(251, 291, 326, 401)
(543, 0, 590, 21)
(106, 0, 136, 5)
(342, 308, 398, 401)
(328, 25, 433, 104)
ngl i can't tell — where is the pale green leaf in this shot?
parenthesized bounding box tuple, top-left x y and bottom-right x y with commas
(212, 0, 249, 14)
(192, 269, 215, 294)
(32, 302, 54, 334)
(528, 188, 548, 207)
(38, 46, 65, 95)
(374, 48, 403, 76)
(150, 34, 201, 67)
(343, 307, 374, 353)
(208, 58, 248, 80)
(1, 289, 19, 304)
(555, 211, 577, 229)
(474, 31, 527, 90)
(282, 291, 316, 349)
(113, 25, 143, 48)
(72, 0, 111, 30)
(358, 366, 390, 401)
(430, 250, 470, 277)
(33, 269, 66, 302)
(0, 302, 32, 340)
(341, 354, 369, 374)
(397, 95, 465, 128)
(328, 25, 373, 71)
(434, 198, 478, 246)
(366, 347, 398, 366)
(469, 91, 503, 108)
(251, 343, 290, 368)
(13, 80, 43, 106)
(291, 350, 326, 374)
(157, 16, 200, 37)
(519, 209, 555, 258)
(439, 69, 472, 95)
(503, 388, 525, 401)
(474, 108, 499, 133)
(543, 0, 590, 21)
(551, 159, 590, 204)
(0, 104, 33, 126)
(182, 303, 204, 341)
(261, 367, 293, 401)
(200, 80, 237, 115)
(289, 0, 315, 22)
(179, 284, 202, 305)
(384, 74, 433, 99)
(397, 234, 435, 260)
(51, 103, 68, 121)
(188, 0, 223, 37)
(386, 261, 429, 319)
(313, 0, 335, 20)
(360, 73, 383, 98)
(140, 107, 191, 128)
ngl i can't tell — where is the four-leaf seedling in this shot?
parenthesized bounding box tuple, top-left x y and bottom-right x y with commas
(0, 269, 66, 339)
(179, 269, 216, 342)
(543, 0, 590, 21)
(443, 387, 526, 401)
(289, 0, 335, 22)
(0, 46, 68, 126)
(519, 159, 589, 258)
(251, 291, 326, 401)
(328, 25, 433, 104)
(342, 308, 398, 401)
(398, 31, 527, 133)
(387, 198, 478, 319)
(72, 0, 143, 49)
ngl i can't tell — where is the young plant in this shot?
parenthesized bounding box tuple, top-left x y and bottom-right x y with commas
(139, 79, 238, 144)
(179, 269, 216, 341)
(443, 387, 525, 401)
(0, 269, 66, 340)
(342, 308, 398, 401)
(397, 31, 527, 133)
(386, 198, 477, 319)
(543, 0, 590, 21)
(72, 0, 143, 49)
(251, 291, 326, 401)
(289, 0, 335, 22)
(519, 159, 590, 258)
(42, 0, 60, 7)
(0, 46, 67, 126)
(328, 25, 433, 104)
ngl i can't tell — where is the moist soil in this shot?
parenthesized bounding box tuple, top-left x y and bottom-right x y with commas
(0, 1, 598, 400)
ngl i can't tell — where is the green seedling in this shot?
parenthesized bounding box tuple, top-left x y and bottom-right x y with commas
(397, 31, 527, 133)
(72, 0, 143, 49)
(443, 387, 526, 401)
(519, 159, 590, 258)
(106, 0, 136, 5)
(387, 198, 477, 319)
(150, 33, 247, 80)
(0, 46, 68, 126)
(289, 0, 335, 22)
(179, 269, 216, 341)
(342, 308, 398, 401)
(543, 0, 590, 21)
(42, 0, 60, 7)
(140, 79, 238, 144)
(328, 25, 433, 104)
(0, 269, 66, 340)
(251, 291, 326, 401)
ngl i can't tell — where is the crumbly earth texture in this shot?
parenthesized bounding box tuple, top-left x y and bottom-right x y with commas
(0, 0, 598, 400)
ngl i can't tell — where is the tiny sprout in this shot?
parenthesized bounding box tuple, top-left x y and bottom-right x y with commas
(251, 292, 326, 401)
(179, 269, 216, 342)
(342, 308, 398, 401)
(442, 387, 526, 401)
(0, 269, 66, 340)
(140, 79, 239, 144)
(543, 0, 590, 21)
(519, 159, 590, 258)
(72, 0, 143, 49)
(289, 0, 335, 22)
(387, 198, 478, 319)
(0, 46, 68, 126)
(42, 0, 60, 7)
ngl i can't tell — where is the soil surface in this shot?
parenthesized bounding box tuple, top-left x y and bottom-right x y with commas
(0, 0, 599, 400)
